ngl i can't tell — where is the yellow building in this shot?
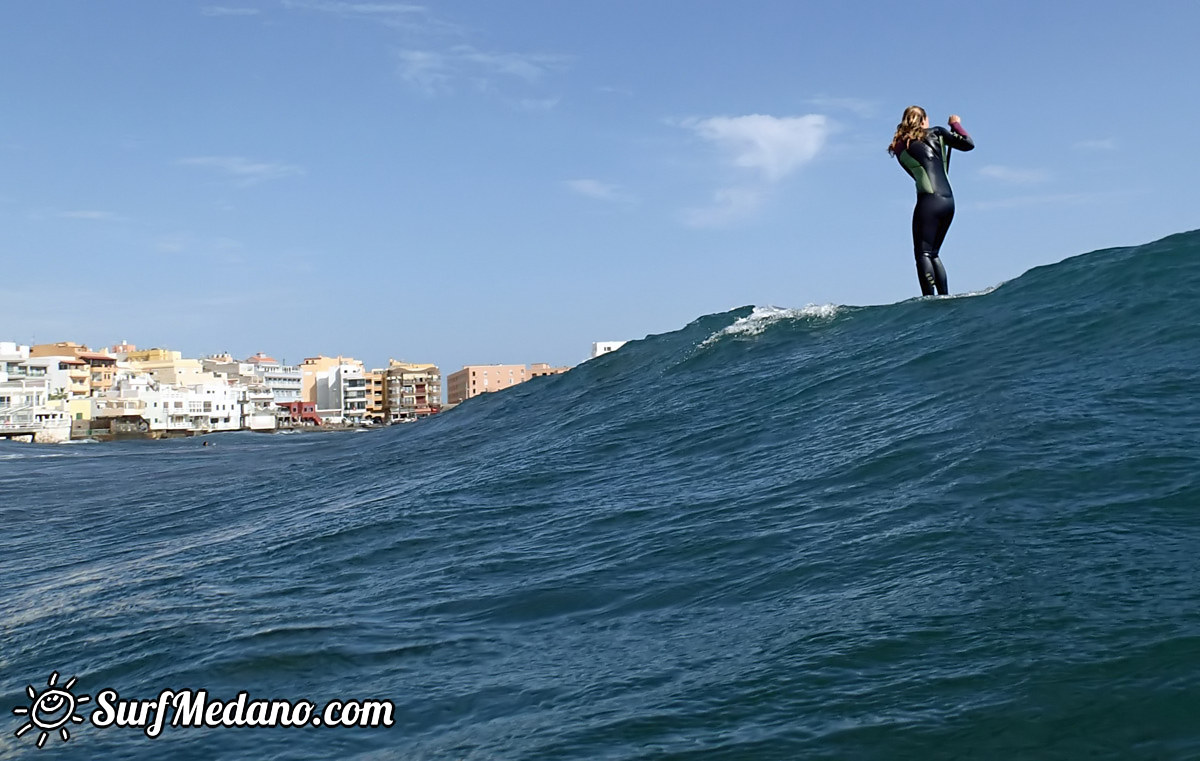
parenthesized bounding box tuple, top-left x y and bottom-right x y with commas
(125, 349, 209, 386)
(125, 348, 183, 363)
(365, 369, 387, 422)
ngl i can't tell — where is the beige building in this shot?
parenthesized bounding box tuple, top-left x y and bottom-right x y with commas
(530, 363, 571, 378)
(446, 364, 530, 404)
(30, 342, 118, 393)
(383, 361, 441, 421)
(125, 349, 212, 386)
(299, 355, 362, 404)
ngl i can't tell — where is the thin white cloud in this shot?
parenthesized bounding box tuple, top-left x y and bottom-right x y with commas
(281, 1, 425, 17)
(598, 85, 633, 97)
(682, 186, 765, 228)
(58, 210, 126, 221)
(681, 114, 829, 182)
(972, 190, 1134, 211)
(396, 45, 570, 94)
(200, 6, 261, 16)
(1073, 138, 1117, 151)
(806, 96, 877, 117)
(979, 165, 1051, 184)
(177, 156, 305, 186)
(155, 233, 190, 254)
(674, 113, 829, 227)
(564, 179, 632, 203)
(517, 98, 560, 112)
(395, 50, 451, 92)
(280, 0, 450, 33)
(154, 234, 247, 264)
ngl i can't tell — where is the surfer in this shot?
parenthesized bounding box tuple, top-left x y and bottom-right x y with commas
(888, 105, 974, 296)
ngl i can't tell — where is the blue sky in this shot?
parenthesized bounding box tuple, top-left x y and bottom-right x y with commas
(2, 1, 1197, 375)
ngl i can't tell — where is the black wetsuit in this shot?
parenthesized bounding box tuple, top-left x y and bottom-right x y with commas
(895, 124, 974, 295)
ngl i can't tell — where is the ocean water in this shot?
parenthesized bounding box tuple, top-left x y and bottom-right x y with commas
(2, 230, 1199, 760)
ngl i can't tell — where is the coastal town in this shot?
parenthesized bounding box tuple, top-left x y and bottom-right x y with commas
(0, 340, 627, 444)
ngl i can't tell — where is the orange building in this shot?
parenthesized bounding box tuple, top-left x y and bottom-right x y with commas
(448, 364, 545, 404)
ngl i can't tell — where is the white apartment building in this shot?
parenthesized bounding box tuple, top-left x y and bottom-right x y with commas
(590, 341, 627, 359)
(0, 341, 31, 377)
(251, 362, 303, 405)
(315, 363, 367, 424)
(201, 355, 302, 405)
(92, 375, 247, 435)
(0, 342, 72, 443)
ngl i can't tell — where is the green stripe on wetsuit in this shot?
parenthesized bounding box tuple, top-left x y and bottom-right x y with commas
(898, 151, 934, 194)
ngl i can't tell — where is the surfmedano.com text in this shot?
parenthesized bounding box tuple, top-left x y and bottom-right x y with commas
(91, 688, 395, 738)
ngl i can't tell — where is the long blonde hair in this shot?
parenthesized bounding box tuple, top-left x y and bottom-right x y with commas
(888, 105, 927, 156)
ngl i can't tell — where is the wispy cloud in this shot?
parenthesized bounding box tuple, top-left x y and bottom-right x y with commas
(979, 164, 1051, 184)
(680, 114, 829, 181)
(806, 96, 877, 117)
(682, 186, 765, 228)
(200, 6, 261, 16)
(155, 233, 247, 264)
(677, 113, 830, 227)
(564, 179, 633, 204)
(177, 156, 305, 186)
(972, 190, 1135, 211)
(281, 0, 446, 32)
(281, 1, 425, 17)
(58, 210, 127, 222)
(396, 45, 570, 95)
(283, 1, 561, 99)
(517, 98, 560, 112)
(598, 85, 633, 97)
(1073, 138, 1117, 151)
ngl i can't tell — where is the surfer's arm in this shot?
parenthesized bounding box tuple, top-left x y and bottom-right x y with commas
(940, 121, 974, 151)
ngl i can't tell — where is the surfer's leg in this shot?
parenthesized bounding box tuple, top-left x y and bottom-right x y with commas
(929, 254, 948, 295)
(931, 199, 955, 255)
(912, 195, 947, 296)
(915, 253, 940, 296)
(912, 195, 954, 296)
(930, 200, 954, 295)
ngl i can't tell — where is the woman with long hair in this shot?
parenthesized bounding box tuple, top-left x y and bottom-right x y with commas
(888, 105, 974, 296)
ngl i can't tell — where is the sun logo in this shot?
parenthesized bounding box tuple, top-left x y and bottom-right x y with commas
(12, 671, 91, 748)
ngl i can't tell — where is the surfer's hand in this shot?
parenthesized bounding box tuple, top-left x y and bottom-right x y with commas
(948, 114, 961, 124)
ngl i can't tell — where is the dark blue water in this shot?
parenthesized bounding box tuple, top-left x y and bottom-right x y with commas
(3, 230, 1200, 760)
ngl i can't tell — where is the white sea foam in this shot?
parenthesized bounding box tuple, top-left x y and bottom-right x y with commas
(923, 285, 1000, 300)
(701, 304, 839, 347)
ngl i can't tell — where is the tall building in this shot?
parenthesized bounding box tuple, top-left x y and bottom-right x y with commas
(300, 355, 361, 404)
(446, 364, 529, 404)
(314, 362, 367, 424)
(365, 369, 387, 422)
(384, 361, 441, 422)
